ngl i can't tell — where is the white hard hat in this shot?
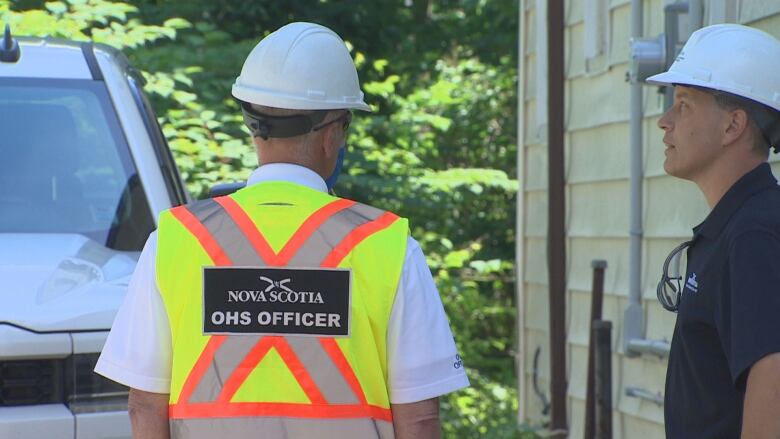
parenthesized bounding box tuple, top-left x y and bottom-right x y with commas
(232, 22, 371, 112)
(647, 24, 780, 112)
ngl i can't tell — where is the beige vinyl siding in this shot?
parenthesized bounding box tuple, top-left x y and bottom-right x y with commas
(518, 0, 780, 437)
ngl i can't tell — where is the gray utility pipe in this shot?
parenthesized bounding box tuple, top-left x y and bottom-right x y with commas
(624, 0, 645, 355)
(625, 0, 704, 356)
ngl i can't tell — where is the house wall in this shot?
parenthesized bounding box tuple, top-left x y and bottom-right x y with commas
(517, 1, 780, 437)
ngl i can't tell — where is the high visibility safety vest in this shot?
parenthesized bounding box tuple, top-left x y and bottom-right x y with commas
(155, 181, 409, 439)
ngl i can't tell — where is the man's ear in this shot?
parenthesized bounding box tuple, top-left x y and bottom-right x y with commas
(723, 108, 751, 147)
(320, 116, 342, 159)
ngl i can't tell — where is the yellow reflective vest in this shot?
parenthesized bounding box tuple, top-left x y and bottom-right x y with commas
(155, 181, 408, 438)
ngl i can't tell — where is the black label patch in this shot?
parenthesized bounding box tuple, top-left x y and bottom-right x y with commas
(203, 267, 351, 336)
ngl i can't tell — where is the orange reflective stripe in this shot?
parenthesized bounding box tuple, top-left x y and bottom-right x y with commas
(321, 212, 399, 267)
(170, 401, 393, 422)
(274, 198, 355, 265)
(216, 196, 355, 266)
(176, 335, 227, 405)
(216, 337, 275, 404)
(170, 206, 232, 265)
(213, 196, 276, 263)
(273, 338, 328, 404)
(318, 338, 367, 405)
(214, 337, 327, 405)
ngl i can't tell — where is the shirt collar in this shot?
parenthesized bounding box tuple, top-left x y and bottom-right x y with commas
(246, 163, 328, 193)
(694, 162, 777, 239)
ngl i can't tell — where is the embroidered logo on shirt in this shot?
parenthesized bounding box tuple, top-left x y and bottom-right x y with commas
(453, 354, 464, 369)
(685, 273, 699, 293)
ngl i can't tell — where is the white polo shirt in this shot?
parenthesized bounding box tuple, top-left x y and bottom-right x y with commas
(95, 163, 469, 404)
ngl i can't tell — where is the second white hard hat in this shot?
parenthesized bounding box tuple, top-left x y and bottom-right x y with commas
(647, 23, 780, 112)
(232, 22, 371, 112)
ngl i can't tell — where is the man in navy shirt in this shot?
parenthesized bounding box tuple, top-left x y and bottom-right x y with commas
(648, 24, 780, 438)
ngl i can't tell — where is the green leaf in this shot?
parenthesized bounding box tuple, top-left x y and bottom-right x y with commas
(172, 90, 197, 104)
(444, 249, 470, 268)
(373, 59, 389, 74)
(163, 17, 191, 30)
(469, 259, 502, 274)
(45, 1, 68, 15)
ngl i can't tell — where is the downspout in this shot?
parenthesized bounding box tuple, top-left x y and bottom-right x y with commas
(624, 0, 645, 356)
(546, 0, 567, 437)
(515, 0, 527, 425)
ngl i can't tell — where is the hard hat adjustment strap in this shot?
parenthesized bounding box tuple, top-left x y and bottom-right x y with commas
(750, 108, 780, 153)
(312, 110, 352, 132)
(238, 100, 328, 140)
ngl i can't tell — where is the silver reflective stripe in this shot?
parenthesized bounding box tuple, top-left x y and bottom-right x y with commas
(188, 336, 358, 405)
(175, 198, 394, 438)
(172, 416, 394, 439)
(188, 336, 263, 403)
(189, 199, 268, 266)
(286, 337, 359, 404)
(287, 202, 385, 266)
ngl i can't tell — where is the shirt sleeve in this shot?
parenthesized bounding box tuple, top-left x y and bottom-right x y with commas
(723, 229, 780, 386)
(386, 237, 470, 404)
(94, 232, 172, 394)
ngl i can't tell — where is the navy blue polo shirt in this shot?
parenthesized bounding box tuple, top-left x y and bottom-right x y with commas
(665, 163, 780, 438)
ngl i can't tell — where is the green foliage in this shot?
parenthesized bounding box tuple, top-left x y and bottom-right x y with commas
(7, 1, 533, 436)
(3, 0, 185, 47)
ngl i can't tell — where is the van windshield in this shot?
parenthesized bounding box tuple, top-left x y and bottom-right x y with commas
(0, 78, 155, 251)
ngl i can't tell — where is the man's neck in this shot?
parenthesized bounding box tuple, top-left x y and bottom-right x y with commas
(256, 145, 328, 180)
(695, 155, 764, 209)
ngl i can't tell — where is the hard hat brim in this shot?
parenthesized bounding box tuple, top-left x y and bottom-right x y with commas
(232, 81, 372, 113)
(646, 70, 780, 113)
(645, 70, 694, 88)
(645, 70, 730, 94)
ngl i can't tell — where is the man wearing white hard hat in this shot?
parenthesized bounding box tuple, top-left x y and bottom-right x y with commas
(650, 24, 780, 438)
(95, 22, 468, 439)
